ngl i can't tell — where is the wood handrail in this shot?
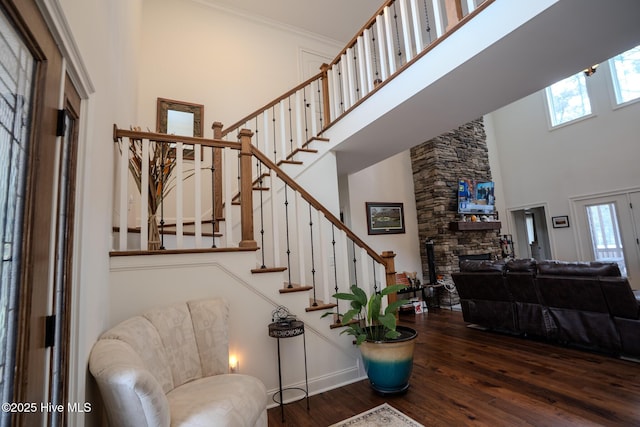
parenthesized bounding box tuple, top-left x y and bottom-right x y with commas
(329, 0, 394, 67)
(221, 71, 325, 137)
(251, 146, 386, 266)
(113, 125, 242, 151)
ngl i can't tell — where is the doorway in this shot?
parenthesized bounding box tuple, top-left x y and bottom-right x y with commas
(572, 191, 640, 289)
(510, 206, 551, 260)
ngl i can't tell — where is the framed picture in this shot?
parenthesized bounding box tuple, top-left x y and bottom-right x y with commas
(552, 215, 570, 228)
(366, 202, 405, 235)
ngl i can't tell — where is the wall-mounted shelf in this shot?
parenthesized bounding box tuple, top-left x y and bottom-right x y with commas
(449, 221, 501, 231)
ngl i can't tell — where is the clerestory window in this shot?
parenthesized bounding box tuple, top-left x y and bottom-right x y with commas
(609, 44, 640, 106)
(545, 71, 592, 127)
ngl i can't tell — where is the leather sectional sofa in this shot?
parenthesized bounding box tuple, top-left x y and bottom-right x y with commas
(452, 259, 640, 357)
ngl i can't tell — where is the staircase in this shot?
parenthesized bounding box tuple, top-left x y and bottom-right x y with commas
(109, 0, 640, 402)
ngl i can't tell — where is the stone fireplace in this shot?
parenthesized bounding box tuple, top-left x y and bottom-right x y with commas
(410, 118, 501, 307)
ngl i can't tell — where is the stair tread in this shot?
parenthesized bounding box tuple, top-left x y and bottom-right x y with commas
(305, 302, 337, 312)
(279, 284, 313, 294)
(251, 266, 287, 274)
(277, 159, 303, 166)
(286, 148, 318, 160)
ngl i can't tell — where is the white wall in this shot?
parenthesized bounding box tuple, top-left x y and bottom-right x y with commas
(486, 60, 640, 261)
(56, 0, 143, 425)
(345, 151, 423, 282)
(136, 0, 340, 134)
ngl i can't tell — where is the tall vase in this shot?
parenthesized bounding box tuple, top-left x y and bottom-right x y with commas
(148, 213, 161, 250)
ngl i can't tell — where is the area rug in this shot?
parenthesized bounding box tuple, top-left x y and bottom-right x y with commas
(329, 403, 424, 427)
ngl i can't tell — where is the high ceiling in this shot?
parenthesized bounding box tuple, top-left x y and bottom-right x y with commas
(194, 0, 383, 43)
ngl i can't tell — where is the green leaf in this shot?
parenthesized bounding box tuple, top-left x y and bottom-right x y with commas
(385, 299, 410, 315)
(377, 312, 397, 331)
(380, 284, 408, 296)
(350, 285, 368, 306)
(368, 293, 382, 324)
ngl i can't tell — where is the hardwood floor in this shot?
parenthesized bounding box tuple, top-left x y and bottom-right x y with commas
(267, 309, 640, 426)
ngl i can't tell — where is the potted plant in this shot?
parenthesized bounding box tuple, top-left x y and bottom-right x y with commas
(325, 284, 418, 395)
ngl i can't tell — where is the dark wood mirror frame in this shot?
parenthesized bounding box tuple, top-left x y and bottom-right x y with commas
(156, 98, 204, 159)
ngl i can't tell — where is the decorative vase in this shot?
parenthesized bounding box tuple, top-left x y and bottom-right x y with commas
(148, 213, 161, 250)
(359, 325, 417, 394)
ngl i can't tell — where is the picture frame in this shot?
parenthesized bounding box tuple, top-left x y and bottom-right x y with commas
(366, 202, 405, 235)
(552, 215, 570, 228)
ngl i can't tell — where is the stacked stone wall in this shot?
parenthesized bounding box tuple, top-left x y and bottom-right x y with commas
(410, 118, 501, 307)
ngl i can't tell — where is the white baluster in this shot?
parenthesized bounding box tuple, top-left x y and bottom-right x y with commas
(309, 81, 318, 136)
(375, 16, 389, 81)
(330, 65, 341, 116)
(262, 112, 270, 161)
(383, 6, 397, 74)
(341, 53, 353, 109)
(224, 147, 233, 246)
(432, 0, 445, 38)
(466, 0, 475, 15)
(194, 143, 202, 248)
(296, 194, 306, 288)
(278, 101, 287, 163)
(363, 28, 374, 93)
(270, 169, 280, 266)
(176, 142, 184, 249)
(295, 89, 304, 149)
(118, 139, 128, 250)
(356, 36, 368, 97)
(140, 138, 149, 249)
(318, 216, 331, 304)
(409, 0, 424, 52)
(360, 248, 372, 295)
(399, 0, 414, 62)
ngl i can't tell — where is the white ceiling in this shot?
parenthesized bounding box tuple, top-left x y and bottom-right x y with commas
(194, 0, 383, 43)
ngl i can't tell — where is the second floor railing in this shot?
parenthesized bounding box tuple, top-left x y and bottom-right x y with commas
(221, 0, 493, 166)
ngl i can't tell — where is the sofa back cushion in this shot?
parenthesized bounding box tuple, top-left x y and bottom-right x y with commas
(188, 298, 230, 376)
(144, 303, 203, 388)
(100, 316, 174, 393)
(459, 259, 506, 273)
(537, 260, 621, 277)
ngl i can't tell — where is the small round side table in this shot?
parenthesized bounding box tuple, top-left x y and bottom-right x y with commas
(268, 320, 309, 422)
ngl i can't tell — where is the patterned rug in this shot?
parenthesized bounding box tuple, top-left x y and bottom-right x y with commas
(329, 403, 424, 427)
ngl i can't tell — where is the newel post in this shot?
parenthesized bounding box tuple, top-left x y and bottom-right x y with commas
(320, 63, 331, 128)
(211, 122, 224, 232)
(382, 250, 397, 306)
(238, 129, 257, 248)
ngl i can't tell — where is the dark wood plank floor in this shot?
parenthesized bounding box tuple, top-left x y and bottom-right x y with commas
(267, 309, 640, 426)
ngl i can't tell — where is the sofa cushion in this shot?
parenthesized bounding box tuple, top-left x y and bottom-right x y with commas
(459, 259, 505, 273)
(100, 316, 174, 393)
(537, 260, 621, 277)
(506, 258, 537, 273)
(188, 298, 229, 376)
(144, 303, 203, 388)
(167, 374, 268, 427)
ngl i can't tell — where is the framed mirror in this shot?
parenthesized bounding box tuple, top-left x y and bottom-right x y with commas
(156, 98, 204, 158)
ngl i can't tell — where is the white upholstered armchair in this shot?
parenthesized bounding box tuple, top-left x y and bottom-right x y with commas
(89, 298, 268, 426)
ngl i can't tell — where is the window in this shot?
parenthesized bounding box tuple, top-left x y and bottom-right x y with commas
(586, 203, 627, 276)
(545, 72, 592, 127)
(609, 44, 640, 105)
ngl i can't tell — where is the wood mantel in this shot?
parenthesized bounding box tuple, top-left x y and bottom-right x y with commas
(449, 221, 501, 231)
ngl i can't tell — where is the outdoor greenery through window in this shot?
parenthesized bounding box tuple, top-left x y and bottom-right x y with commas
(609, 44, 640, 105)
(545, 72, 592, 127)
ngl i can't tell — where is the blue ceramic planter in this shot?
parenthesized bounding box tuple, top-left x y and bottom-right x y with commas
(359, 326, 417, 394)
